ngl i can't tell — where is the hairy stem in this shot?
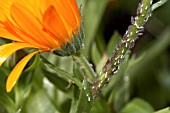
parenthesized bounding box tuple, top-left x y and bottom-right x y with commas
(91, 0, 167, 99)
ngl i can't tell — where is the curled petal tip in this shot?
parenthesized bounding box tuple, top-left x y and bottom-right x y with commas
(6, 80, 16, 93)
(5, 50, 41, 93)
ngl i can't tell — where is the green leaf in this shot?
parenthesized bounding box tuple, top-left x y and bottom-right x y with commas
(120, 98, 154, 113)
(156, 69, 170, 101)
(31, 66, 44, 90)
(42, 80, 71, 113)
(14, 72, 33, 109)
(76, 79, 93, 113)
(73, 56, 96, 81)
(113, 78, 130, 112)
(127, 28, 170, 77)
(73, 62, 83, 81)
(95, 32, 106, 53)
(91, 99, 111, 113)
(58, 57, 73, 73)
(96, 53, 108, 74)
(0, 68, 9, 91)
(0, 67, 16, 113)
(69, 85, 80, 113)
(24, 54, 40, 72)
(91, 42, 102, 67)
(42, 55, 72, 94)
(106, 32, 122, 56)
(21, 90, 59, 113)
(151, 0, 168, 11)
(0, 91, 16, 113)
(154, 107, 170, 113)
(83, 0, 109, 56)
(41, 56, 82, 88)
(0, 39, 11, 45)
(42, 68, 69, 93)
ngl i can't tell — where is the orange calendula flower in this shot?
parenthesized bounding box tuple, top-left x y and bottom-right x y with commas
(0, 0, 83, 92)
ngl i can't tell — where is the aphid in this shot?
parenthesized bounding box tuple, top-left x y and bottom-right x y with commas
(134, 21, 140, 29)
(122, 49, 125, 54)
(138, 33, 143, 36)
(131, 17, 135, 24)
(126, 50, 132, 54)
(117, 60, 120, 64)
(118, 66, 120, 70)
(138, 28, 145, 33)
(99, 71, 102, 75)
(125, 43, 128, 48)
(88, 96, 91, 101)
(120, 55, 125, 59)
(134, 36, 140, 41)
(130, 32, 133, 36)
(137, 3, 142, 15)
(98, 83, 101, 88)
(127, 38, 131, 42)
(141, 14, 145, 17)
(150, 0, 153, 5)
(115, 56, 119, 60)
(135, 16, 139, 21)
(114, 70, 118, 74)
(104, 72, 108, 78)
(129, 41, 135, 49)
(91, 86, 95, 89)
(84, 86, 86, 90)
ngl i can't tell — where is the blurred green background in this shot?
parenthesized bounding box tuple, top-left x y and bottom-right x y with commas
(0, 0, 170, 113)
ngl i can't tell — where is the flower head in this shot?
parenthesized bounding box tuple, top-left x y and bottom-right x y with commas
(0, 0, 82, 92)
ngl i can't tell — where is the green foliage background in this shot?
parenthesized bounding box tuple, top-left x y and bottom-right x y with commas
(0, 0, 170, 113)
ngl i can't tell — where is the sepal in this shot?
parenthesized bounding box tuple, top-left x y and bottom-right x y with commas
(53, 23, 85, 56)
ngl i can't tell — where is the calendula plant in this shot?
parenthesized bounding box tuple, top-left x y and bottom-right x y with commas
(0, 0, 169, 113)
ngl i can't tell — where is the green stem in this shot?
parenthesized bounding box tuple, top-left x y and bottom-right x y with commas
(73, 55, 96, 82)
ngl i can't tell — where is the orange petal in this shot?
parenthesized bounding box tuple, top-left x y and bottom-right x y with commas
(0, 23, 21, 42)
(6, 50, 42, 92)
(0, 0, 50, 48)
(0, 9, 6, 22)
(0, 42, 37, 66)
(43, 6, 70, 43)
(51, 0, 78, 35)
(0, 0, 19, 27)
(14, 0, 41, 19)
(54, 0, 77, 29)
(68, 0, 81, 28)
(10, 3, 59, 48)
(42, 0, 79, 36)
(3, 20, 49, 49)
(0, 0, 41, 27)
(0, 0, 41, 26)
(0, 0, 11, 20)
